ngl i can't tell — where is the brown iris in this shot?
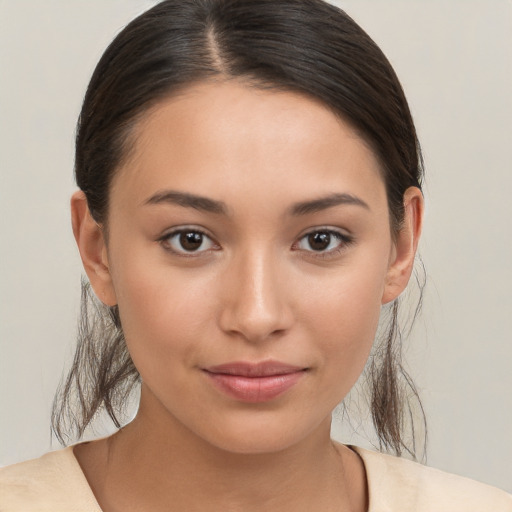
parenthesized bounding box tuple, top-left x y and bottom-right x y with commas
(308, 232, 332, 251)
(180, 232, 203, 251)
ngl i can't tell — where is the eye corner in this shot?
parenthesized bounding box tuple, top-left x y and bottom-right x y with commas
(158, 227, 221, 257)
(292, 228, 355, 259)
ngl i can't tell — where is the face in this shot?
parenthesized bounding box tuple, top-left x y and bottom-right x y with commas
(75, 81, 420, 454)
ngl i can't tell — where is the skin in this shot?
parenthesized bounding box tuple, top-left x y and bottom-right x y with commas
(71, 81, 423, 512)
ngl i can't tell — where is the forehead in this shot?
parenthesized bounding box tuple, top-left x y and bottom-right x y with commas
(110, 80, 387, 215)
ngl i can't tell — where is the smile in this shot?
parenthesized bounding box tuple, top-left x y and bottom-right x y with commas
(203, 361, 308, 403)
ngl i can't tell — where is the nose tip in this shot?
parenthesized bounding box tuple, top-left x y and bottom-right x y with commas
(218, 254, 293, 343)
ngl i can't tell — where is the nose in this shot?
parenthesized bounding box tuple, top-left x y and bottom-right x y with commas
(218, 248, 294, 344)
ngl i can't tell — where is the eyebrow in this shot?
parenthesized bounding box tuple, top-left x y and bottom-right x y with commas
(289, 193, 370, 216)
(143, 190, 369, 216)
(144, 190, 228, 215)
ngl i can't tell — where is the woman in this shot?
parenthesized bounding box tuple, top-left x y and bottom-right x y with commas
(1, 0, 510, 510)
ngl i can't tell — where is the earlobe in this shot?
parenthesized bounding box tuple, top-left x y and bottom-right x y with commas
(71, 191, 117, 306)
(381, 187, 424, 305)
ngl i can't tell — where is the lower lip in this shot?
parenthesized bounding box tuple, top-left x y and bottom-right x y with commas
(204, 371, 306, 403)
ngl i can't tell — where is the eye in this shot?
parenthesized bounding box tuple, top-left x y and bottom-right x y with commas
(160, 229, 218, 255)
(294, 229, 352, 254)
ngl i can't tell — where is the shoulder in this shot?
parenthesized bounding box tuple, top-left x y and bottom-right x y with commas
(0, 447, 101, 511)
(351, 446, 512, 512)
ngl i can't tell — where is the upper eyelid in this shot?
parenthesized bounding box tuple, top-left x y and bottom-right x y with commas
(159, 226, 214, 240)
(293, 229, 354, 261)
(159, 226, 347, 236)
(297, 226, 352, 240)
(157, 226, 352, 247)
(299, 230, 350, 241)
(294, 228, 353, 249)
(158, 227, 219, 254)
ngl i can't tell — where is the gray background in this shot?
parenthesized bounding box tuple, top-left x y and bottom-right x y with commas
(1, 0, 511, 493)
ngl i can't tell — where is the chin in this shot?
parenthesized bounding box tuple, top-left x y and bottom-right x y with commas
(206, 432, 305, 456)
(191, 412, 332, 456)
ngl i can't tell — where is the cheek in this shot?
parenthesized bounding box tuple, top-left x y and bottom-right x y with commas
(300, 257, 388, 395)
(110, 252, 217, 375)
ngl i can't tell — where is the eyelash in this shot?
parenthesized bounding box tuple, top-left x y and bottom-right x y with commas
(158, 227, 354, 258)
(293, 229, 354, 259)
(158, 227, 219, 258)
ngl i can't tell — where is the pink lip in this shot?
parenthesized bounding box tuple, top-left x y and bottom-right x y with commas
(203, 361, 307, 403)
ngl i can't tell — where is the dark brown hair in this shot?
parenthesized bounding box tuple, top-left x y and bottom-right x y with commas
(52, 0, 426, 457)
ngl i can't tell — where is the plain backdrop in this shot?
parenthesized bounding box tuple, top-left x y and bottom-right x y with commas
(0, 0, 511, 493)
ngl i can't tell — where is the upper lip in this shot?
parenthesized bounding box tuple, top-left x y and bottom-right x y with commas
(204, 360, 307, 377)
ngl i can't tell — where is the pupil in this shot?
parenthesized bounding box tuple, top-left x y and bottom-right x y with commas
(180, 232, 203, 251)
(309, 232, 330, 251)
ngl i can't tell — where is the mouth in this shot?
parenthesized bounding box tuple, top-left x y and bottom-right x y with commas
(203, 361, 308, 403)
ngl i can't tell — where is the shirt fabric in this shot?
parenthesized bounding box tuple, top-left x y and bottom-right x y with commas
(1, 444, 511, 511)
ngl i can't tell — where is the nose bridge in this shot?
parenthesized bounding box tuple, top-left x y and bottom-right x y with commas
(219, 243, 291, 342)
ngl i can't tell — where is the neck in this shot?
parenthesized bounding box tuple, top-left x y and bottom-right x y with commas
(76, 388, 368, 512)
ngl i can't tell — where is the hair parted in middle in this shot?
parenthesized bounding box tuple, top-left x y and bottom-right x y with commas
(52, 0, 426, 458)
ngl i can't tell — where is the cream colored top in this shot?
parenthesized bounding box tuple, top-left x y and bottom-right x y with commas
(1, 445, 511, 511)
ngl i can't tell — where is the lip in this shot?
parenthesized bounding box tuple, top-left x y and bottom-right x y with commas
(203, 361, 308, 403)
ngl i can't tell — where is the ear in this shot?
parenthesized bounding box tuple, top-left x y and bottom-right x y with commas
(381, 186, 424, 304)
(71, 190, 117, 306)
